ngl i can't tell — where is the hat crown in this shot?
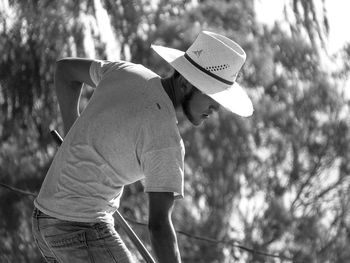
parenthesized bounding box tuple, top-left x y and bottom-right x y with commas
(150, 31, 253, 116)
(186, 31, 246, 84)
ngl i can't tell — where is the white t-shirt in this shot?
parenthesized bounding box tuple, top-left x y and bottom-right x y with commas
(34, 60, 185, 224)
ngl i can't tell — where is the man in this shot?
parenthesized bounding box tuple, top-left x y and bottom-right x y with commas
(32, 31, 253, 263)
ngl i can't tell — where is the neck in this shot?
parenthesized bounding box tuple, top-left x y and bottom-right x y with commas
(161, 76, 180, 108)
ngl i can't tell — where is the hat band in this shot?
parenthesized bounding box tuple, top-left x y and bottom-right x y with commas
(184, 53, 234, 85)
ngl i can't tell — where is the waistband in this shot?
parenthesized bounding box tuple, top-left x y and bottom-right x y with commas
(32, 207, 113, 230)
(33, 207, 53, 218)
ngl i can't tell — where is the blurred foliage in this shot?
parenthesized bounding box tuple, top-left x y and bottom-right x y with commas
(0, 0, 349, 262)
(285, 0, 329, 49)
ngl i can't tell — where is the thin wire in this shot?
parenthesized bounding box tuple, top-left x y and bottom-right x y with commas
(0, 183, 294, 262)
(0, 183, 36, 197)
(123, 216, 294, 261)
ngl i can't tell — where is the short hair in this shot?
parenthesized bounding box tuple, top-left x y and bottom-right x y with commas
(172, 70, 181, 79)
(173, 70, 202, 94)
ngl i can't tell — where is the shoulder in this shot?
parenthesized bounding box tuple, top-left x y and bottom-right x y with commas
(124, 63, 159, 81)
(90, 60, 158, 82)
(138, 102, 182, 153)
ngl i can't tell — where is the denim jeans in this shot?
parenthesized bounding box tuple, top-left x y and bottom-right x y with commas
(32, 207, 137, 263)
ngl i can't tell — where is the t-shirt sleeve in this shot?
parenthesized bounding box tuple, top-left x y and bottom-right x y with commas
(140, 111, 185, 199)
(142, 147, 184, 198)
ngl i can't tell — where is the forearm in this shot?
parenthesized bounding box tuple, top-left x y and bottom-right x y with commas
(149, 220, 181, 263)
(54, 61, 83, 135)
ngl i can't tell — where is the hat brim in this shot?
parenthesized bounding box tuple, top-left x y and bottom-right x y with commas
(152, 45, 253, 117)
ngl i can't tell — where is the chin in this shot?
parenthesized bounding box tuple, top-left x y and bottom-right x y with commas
(186, 114, 203, 126)
(192, 119, 204, 126)
(190, 120, 202, 126)
(182, 96, 203, 126)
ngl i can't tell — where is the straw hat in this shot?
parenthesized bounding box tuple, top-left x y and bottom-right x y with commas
(151, 31, 253, 117)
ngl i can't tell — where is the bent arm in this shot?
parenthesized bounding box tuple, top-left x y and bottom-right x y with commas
(148, 192, 181, 263)
(54, 57, 96, 135)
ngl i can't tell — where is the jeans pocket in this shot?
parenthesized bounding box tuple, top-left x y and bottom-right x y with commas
(45, 229, 87, 249)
